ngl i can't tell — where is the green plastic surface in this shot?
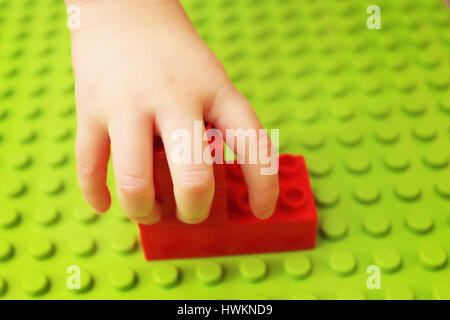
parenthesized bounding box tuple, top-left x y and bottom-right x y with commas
(0, 0, 449, 300)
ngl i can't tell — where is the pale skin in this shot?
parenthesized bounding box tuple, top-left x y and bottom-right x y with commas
(67, 0, 279, 224)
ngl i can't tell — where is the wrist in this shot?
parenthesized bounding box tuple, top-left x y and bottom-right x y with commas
(65, 0, 184, 33)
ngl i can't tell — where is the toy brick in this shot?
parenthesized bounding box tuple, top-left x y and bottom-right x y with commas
(139, 154, 318, 260)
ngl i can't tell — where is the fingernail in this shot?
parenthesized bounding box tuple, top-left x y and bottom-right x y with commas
(257, 206, 276, 220)
(177, 210, 209, 225)
(134, 215, 160, 225)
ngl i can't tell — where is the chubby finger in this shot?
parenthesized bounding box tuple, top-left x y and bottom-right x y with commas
(208, 83, 279, 219)
(108, 112, 161, 224)
(75, 117, 111, 213)
(157, 105, 215, 224)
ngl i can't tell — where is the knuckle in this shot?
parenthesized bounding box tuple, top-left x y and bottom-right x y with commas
(250, 180, 279, 201)
(177, 169, 213, 195)
(260, 179, 280, 195)
(76, 158, 99, 177)
(116, 174, 152, 199)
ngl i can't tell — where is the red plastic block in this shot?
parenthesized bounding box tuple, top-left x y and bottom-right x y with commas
(139, 139, 318, 260)
(152, 136, 228, 228)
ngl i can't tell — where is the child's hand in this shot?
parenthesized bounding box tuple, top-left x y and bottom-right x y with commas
(69, 0, 279, 224)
